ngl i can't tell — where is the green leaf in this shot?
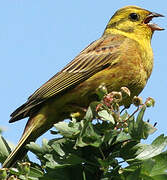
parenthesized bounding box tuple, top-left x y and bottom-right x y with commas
(51, 143, 65, 156)
(102, 129, 118, 145)
(40, 165, 85, 180)
(44, 154, 65, 169)
(115, 131, 131, 143)
(141, 159, 155, 175)
(54, 121, 80, 138)
(128, 106, 157, 140)
(143, 121, 157, 136)
(82, 123, 102, 147)
(152, 174, 167, 180)
(149, 151, 167, 176)
(136, 106, 146, 123)
(42, 138, 51, 152)
(125, 167, 141, 180)
(135, 135, 167, 160)
(120, 141, 140, 161)
(27, 142, 44, 155)
(28, 167, 44, 178)
(74, 105, 95, 148)
(0, 135, 13, 163)
(98, 110, 115, 124)
(44, 153, 85, 169)
(85, 104, 94, 120)
(75, 121, 102, 148)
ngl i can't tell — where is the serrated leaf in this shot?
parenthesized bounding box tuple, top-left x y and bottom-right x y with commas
(44, 153, 85, 169)
(74, 106, 95, 148)
(42, 138, 52, 152)
(144, 121, 157, 135)
(151, 134, 167, 147)
(136, 106, 146, 124)
(103, 130, 118, 145)
(128, 106, 156, 140)
(28, 167, 43, 178)
(115, 131, 131, 143)
(27, 142, 44, 154)
(84, 105, 94, 121)
(54, 121, 80, 138)
(120, 141, 139, 161)
(135, 135, 167, 160)
(64, 154, 85, 165)
(51, 143, 65, 156)
(75, 121, 102, 148)
(149, 151, 167, 176)
(82, 123, 102, 147)
(98, 110, 115, 124)
(44, 154, 61, 169)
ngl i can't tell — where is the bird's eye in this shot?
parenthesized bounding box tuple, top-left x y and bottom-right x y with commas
(129, 13, 140, 21)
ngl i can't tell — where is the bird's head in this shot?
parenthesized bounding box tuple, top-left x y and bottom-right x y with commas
(104, 6, 164, 40)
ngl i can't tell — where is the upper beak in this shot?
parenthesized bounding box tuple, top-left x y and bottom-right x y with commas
(144, 12, 165, 31)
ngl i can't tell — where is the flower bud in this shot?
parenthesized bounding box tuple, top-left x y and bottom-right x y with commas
(145, 97, 155, 107)
(18, 162, 30, 175)
(8, 175, 17, 180)
(112, 92, 122, 102)
(132, 96, 143, 107)
(21, 162, 30, 174)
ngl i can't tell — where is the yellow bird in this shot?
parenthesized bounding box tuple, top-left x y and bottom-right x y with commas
(3, 5, 164, 168)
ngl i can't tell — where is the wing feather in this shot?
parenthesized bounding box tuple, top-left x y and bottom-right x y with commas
(10, 34, 126, 122)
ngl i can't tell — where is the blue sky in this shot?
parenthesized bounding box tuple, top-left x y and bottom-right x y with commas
(0, 1, 166, 161)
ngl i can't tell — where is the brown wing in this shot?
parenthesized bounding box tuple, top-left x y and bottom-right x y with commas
(10, 34, 126, 122)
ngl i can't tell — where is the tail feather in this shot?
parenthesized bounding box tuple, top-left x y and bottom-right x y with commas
(2, 144, 28, 168)
(2, 114, 45, 168)
(2, 123, 35, 168)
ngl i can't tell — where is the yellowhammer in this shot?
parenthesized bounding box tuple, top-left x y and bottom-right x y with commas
(3, 5, 164, 168)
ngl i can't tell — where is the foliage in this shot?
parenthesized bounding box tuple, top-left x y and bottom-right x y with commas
(0, 88, 167, 180)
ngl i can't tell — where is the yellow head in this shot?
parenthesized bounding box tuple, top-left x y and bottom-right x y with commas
(104, 6, 164, 41)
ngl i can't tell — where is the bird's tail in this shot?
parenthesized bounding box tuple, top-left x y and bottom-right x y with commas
(2, 140, 29, 168)
(2, 113, 48, 168)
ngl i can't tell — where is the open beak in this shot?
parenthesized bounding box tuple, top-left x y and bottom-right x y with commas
(144, 12, 165, 31)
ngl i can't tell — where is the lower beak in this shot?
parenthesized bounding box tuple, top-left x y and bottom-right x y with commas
(144, 12, 165, 31)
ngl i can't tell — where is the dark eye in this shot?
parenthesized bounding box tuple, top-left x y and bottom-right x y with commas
(129, 13, 140, 21)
